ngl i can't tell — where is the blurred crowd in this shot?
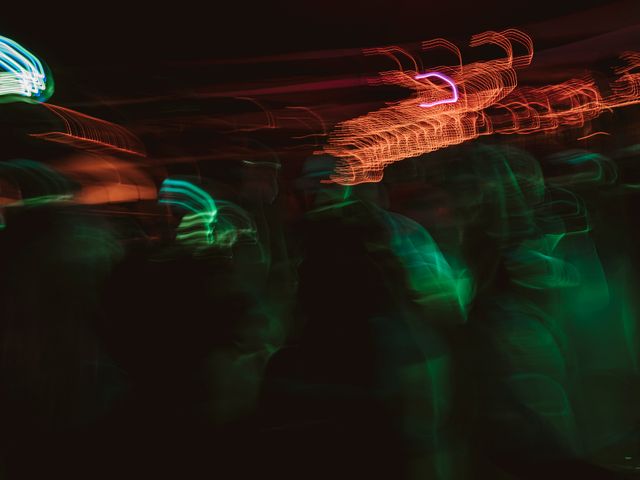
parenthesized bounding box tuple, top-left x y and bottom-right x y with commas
(1, 116, 640, 479)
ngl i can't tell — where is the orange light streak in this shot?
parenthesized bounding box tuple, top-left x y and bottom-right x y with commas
(576, 131, 611, 141)
(30, 104, 146, 157)
(320, 29, 640, 185)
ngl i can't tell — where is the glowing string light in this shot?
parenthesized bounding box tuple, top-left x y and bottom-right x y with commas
(320, 29, 640, 185)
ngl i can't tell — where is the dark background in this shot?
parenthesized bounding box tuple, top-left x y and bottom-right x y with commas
(2, 1, 636, 70)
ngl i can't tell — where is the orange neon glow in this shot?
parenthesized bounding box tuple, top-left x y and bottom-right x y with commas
(30, 104, 146, 157)
(319, 30, 640, 185)
(54, 155, 157, 205)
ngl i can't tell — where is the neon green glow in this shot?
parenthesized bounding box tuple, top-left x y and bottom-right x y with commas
(159, 179, 218, 249)
(159, 179, 258, 253)
(387, 212, 473, 319)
